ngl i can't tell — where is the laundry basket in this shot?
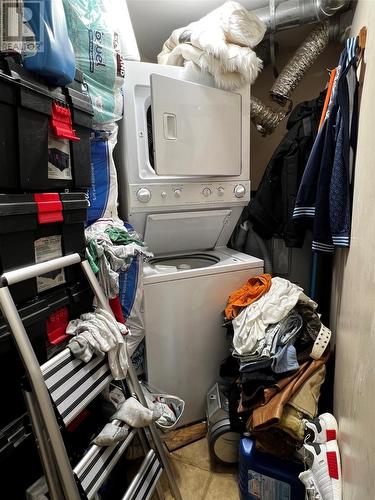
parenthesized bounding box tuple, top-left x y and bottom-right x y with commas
(139, 381, 185, 433)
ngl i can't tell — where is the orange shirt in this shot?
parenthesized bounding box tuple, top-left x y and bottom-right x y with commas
(318, 68, 336, 130)
(225, 274, 272, 320)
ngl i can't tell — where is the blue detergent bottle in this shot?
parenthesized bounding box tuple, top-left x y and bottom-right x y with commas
(23, 0, 75, 86)
(239, 437, 305, 500)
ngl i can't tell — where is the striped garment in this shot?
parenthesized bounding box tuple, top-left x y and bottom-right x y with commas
(293, 37, 359, 253)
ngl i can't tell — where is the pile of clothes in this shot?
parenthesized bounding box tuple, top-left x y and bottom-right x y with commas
(222, 274, 331, 459)
(158, 1, 266, 90)
(86, 218, 152, 300)
(85, 217, 152, 365)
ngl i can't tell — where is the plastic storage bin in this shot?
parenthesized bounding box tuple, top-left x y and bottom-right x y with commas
(45, 283, 93, 357)
(0, 415, 43, 498)
(239, 437, 305, 500)
(0, 56, 93, 191)
(0, 192, 88, 304)
(0, 299, 49, 429)
(0, 282, 93, 429)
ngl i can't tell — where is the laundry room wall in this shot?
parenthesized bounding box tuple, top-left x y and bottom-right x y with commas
(330, 1, 375, 498)
(250, 28, 342, 189)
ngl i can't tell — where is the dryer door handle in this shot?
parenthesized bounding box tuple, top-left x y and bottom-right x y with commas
(163, 113, 177, 141)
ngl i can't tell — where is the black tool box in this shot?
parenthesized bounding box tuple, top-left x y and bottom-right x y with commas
(0, 192, 88, 304)
(0, 55, 93, 191)
(0, 282, 93, 430)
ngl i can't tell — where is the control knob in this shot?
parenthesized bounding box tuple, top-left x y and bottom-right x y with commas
(217, 187, 224, 196)
(174, 188, 182, 198)
(136, 187, 151, 203)
(234, 184, 246, 198)
(202, 187, 212, 197)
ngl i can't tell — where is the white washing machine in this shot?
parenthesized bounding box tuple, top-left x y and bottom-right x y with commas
(116, 61, 264, 426)
(142, 214, 263, 427)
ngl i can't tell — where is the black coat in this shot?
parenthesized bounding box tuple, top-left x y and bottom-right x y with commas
(247, 92, 326, 248)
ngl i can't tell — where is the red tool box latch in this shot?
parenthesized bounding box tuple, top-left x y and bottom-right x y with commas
(50, 101, 80, 141)
(47, 307, 69, 346)
(34, 193, 63, 224)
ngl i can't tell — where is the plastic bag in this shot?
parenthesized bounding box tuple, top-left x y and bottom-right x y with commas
(119, 254, 145, 358)
(62, 0, 140, 123)
(87, 123, 119, 225)
(139, 381, 185, 431)
(23, 0, 76, 86)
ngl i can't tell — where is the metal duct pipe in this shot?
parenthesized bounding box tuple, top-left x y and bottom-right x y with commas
(251, 0, 351, 33)
(250, 96, 290, 135)
(270, 21, 330, 105)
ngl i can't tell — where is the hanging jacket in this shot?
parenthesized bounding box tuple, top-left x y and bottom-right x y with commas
(294, 37, 359, 253)
(329, 44, 359, 247)
(247, 92, 326, 248)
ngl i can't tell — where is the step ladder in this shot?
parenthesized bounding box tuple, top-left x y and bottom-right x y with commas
(0, 254, 182, 500)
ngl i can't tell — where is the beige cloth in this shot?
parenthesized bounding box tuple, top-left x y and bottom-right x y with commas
(249, 354, 328, 431)
(277, 365, 326, 441)
(158, 1, 266, 90)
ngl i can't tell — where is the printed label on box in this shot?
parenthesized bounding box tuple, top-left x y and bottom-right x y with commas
(35, 235, 66, 292)
(248, 470, 291, 500)
(48, 128, 72, 180)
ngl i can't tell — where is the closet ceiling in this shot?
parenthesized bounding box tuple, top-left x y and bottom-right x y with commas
(127, 0, 317, 62)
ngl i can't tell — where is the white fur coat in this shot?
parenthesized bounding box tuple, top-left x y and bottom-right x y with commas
(158, 1, 266, 90)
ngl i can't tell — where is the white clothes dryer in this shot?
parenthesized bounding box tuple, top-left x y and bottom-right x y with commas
(116, 61, 252, 236)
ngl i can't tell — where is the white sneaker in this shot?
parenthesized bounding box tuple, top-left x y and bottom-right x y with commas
(299, 441, 342, 500)
(303, 413, 338, 444)
(298, 469, 323, 499)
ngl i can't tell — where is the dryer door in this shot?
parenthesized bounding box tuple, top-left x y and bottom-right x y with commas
(150, 74, 242, 177)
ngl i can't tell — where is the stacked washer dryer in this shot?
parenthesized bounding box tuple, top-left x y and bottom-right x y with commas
(117, 61, 264, 427)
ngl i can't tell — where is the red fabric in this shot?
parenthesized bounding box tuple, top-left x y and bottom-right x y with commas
(66, 409, 90, 433)
(109, 296, 126, 324)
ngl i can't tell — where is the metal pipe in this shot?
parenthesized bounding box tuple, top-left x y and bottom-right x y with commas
(270, 21, 330, 105)
(24, 391, 65, 500)
(1, 253, 81, 286)
(250, 96, 289, 135)
(252, 0, 350, 33)
(249, 0, 350, 132)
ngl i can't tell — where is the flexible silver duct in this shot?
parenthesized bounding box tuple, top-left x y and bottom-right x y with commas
(251, 21, 329, 132)
(270, 21, 330, 105)
(249, 0, 350, 132)
(250, 96, 290, 135)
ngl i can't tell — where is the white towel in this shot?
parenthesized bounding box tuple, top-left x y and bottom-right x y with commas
(67, 307, 129, 380)
(158, 1, 266, 90)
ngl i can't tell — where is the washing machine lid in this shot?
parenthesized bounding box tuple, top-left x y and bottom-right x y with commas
(150, 74, 241, 176)
(144, 210, 232, 255)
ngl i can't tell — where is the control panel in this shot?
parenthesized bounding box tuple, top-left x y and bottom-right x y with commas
(130, 181, 250, 208)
